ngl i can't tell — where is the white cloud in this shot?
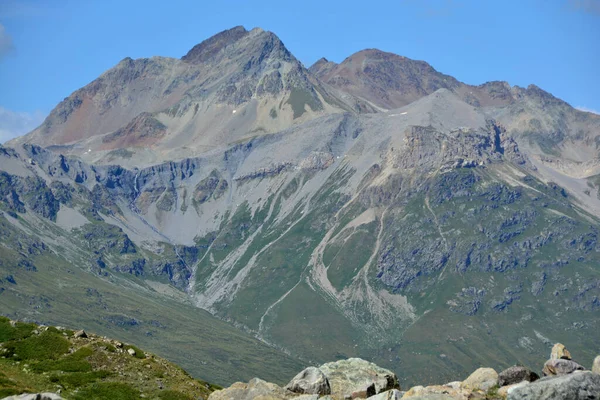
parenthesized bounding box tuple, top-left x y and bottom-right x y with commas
(576, 106, 600, 115)
(0, 23, 14, 60)
(0, 107, 46, 144)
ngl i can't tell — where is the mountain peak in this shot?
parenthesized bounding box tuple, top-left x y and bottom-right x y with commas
(182, 26, 249, 63)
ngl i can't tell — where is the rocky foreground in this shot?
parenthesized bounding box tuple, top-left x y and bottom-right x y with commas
(209, 344, 600, 400)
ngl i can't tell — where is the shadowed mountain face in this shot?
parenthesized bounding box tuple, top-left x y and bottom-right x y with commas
(2, 26, 600, 388)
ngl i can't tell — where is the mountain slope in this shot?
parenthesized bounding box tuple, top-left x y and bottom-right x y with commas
(2, 89, 600, 388)
(2, 26, 600, 389)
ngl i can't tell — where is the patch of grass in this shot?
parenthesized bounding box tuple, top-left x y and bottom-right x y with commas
(285, 87, 323, 119)
(0, 388, 22, 397)
(0, 319, 37, 341)
(72, 382, 139, 400)
(124, 344, 145, 359)
(50, 370, 111, 388)
(158, 390, 194, 400)
(5, 331, 70, 361)
(32, 347, 94, 372)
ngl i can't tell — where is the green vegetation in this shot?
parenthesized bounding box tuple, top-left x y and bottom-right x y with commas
(285, 87, 323, 119)
(0, 320, 215, 399)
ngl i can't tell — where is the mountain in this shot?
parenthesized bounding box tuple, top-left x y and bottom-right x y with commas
(2, 26, 600, 389)
(8, 27, 372, 167)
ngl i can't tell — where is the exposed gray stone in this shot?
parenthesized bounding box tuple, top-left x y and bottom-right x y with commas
(366, 389, 403, 400)
(542, 359, 585, 376)
(499, 366, 540, 386)
(319, 358, 399, 399)
(73, 329, 87, 338)
(508, 371, 600, 399)
(2, 394, 64, 400)
(284, 366, 331, 395)
(593, 356, 600, 375)
(550, 343, 572, 360)
(461, 367, 498, 391)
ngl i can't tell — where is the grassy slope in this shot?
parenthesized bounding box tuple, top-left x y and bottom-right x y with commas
(0, 316, 220, 399)
(0, 229, 304, 387)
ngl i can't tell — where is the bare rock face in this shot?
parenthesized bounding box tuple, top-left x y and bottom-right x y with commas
(284, 366, 331, 395)
(460, 367, 498, 391)
(550, 343, 572, 360)
(498, 366, 540, 386)
(318, 358, 399, 399)
(542, 359, 585, 376)
(508, 371, 600, 400)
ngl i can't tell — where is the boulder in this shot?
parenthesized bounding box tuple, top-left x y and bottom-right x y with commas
(498, 366, 539, 386)
(318, 358, 399, 398)
(461, 368, 498, 391)
(550, 343, 572, 360)
(127, 348, 136, 356)
(593, 356, 600, 375)
(208, 378, 288, 400)
(366, 389, 403, 400)
(508, 371, 600, 399)
(498, 381, 529, 398)
(2, 394, 63, 400)
(444, 382, 461, 390)
(73, 329, 87, 338)
(542, 359, 585, 376)
(402, 385, 474, 400)
(284, 366, 331, 395)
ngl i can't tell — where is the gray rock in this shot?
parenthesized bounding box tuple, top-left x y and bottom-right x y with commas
(73, 329, 87, 338)
(499, 366, 540, 386)
(461, 367, 498, 391)
(127, 348, 136, 356)
(284, 366, 331, 395)
(593, 356, 600, 375)
(550, 343, 572, 360)
(542, 359, 585, 376)
(319, 358, 399, 398)
(366, 389, 403, 400)
(208, 378, 288, 400)
(2, 394, 64, 400)
(508, 371, 600, 399)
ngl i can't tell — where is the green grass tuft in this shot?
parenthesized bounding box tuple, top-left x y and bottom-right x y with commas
(72, 382, 140, 400)
(158, 390, 194, 400)
(5, 331, 70, 360)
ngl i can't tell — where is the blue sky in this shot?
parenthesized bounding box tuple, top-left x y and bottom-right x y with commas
(0, 0, 598, 141)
